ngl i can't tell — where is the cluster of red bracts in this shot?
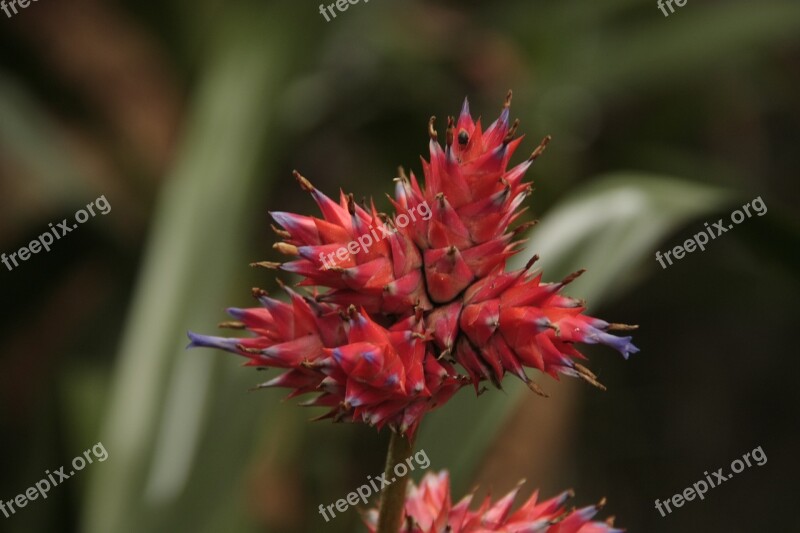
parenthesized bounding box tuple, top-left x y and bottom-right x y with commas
(189, 286, 465, 437)
(363, 470, 623, 532)
(189, 94, 638, 436)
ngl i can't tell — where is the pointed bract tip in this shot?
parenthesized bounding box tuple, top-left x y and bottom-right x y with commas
(526, 380, 549, 397)
(607, 323, 639, 331)
(503, 119, 520, 144)
(270, 224, 291, 239)
(250, 261, 280, 270)
(218, 321, 245, 329)
(396, 165, 409, 182)
(251, 287, 269, 299)
(529, 135, 552, 161)
(445, 116, 455, 146)
(248, 381, 271, 392)
(428, 116, 438, 140)
(561, 268, 586, 285)
(185, 331, 240, 352)
(185, 330, 200, 349)
(226, 307, 245, 319)
(574, 363, 607, 391)
(273, 242, 299, 256)
(292, 170, 314, 192)
(512, 220, 538, 237)
(573, 362, 597, 379)
(504, 90, 513, 108)
(236, 343, 263, 355)
(460, 97, 470, 118)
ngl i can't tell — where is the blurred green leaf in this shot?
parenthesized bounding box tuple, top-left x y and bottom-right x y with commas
(0, 73, 90, 225)
(82, 4, 310, 533)
(417, 173, 735, 492)
(508, 0, 800, 93)
(576, 1, 800, 92)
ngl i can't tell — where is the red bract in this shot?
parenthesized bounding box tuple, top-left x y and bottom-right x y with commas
(188, 287, 464, 437)
(363, 470, 623, 533)
(189, 93, 638, 434)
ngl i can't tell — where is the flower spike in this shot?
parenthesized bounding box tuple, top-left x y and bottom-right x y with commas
(190, 95, 638, 433)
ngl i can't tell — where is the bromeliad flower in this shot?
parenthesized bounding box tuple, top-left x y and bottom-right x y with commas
(363, 470, 622, 533)
(188, 287, 464, 437)
(188, 93, 638, 435)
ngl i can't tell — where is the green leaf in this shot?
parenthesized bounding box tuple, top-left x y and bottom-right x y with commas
(82, 5, 310, 533)
(574, 0, 800, 92)
(417, 173, 735, 492)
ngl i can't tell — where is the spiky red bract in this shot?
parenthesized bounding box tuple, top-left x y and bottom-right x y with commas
(363, 470, 623, 532)
(189, 94, 638, 433)
(188, 287, 464, 438)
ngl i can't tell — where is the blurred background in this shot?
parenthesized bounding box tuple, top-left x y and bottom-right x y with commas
(1, 0, 798, 531)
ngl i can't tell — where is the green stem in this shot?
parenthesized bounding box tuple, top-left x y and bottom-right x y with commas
(376, 431, 414, 533)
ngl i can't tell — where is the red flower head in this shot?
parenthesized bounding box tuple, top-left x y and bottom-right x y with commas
(189, 93, 638, 434)
(363, 470, 623, 532)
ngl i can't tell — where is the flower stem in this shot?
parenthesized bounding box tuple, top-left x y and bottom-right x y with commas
(376, 431, 414, 533)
